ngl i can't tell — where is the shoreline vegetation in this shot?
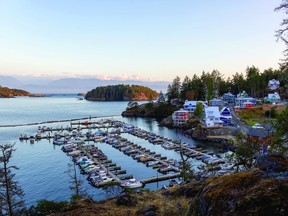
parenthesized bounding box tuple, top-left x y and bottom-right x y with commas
(0, 85, 45, 98)
(85, 84, 158, 101)
(27, 154, 288, 215)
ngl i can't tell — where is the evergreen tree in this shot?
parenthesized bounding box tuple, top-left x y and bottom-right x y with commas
(66, 162, 88, 203)
(180, 75, 192, 100)
(193, 103, 204, 119)
(0, 144, 25, 216)
(275, 1, 288, 69)
(227, 133, 261, 171)
(157, 91, 166, 103)
(167, 76, 181, 102)
(273, 107, 288, 154)
(245, 66, 260, 97)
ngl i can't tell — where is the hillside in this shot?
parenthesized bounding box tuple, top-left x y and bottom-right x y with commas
(0, 85, 30, 97)
(48, 154, 287, 216)
(122, 102, 177, 119)
(85, 85, 159, 101)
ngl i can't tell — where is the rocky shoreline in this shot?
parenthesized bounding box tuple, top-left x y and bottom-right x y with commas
(51, 154, 288, 216)
(122, 102, 237, 147)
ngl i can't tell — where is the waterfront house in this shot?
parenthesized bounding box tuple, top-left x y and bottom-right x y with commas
(172, 109, 189, 126)
(222, 92, 236, 103)
(204, 106, 224, 127)
(264, 92, 281, 103)
(235, 91, 257, 109)
(243, 102, 254, 109)
(183, 100, 197, 112)
(209, 98, 224, 107)
(220, 107, 232, 126)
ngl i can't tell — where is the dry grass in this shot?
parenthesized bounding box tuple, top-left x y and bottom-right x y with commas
(204, 171, 261, 199)
(236, 107, 269, 125)
(53, 188, 190, 216)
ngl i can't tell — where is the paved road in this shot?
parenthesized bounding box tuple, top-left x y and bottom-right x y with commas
(228, 104, 249, 135)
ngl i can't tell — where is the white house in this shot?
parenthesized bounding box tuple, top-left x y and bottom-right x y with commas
(264, 92, 281, 103)
(220, 107, 232, 126)
(184, 100, 197, 112)
(204, 107, 224, 127)
(172, 109, 189, 126)
(268, 79, 280, 91)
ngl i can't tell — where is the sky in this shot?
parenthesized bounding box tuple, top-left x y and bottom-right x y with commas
(0, 0, 285, 82)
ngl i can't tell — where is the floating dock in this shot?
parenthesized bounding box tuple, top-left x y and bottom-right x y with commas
(19, 118, 230, 188)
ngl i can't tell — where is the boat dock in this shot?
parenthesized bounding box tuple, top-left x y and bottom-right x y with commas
(19, 118, 231, 188)
(141, 173, 181, 184)
(0, 115, 120, 128)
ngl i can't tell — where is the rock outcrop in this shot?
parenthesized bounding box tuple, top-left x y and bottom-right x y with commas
(122, 102, 177, 119)
(186, 154, 288, 216)
(50, 155, 288, 216)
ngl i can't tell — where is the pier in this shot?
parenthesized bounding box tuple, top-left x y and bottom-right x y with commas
(141, 173, 181, 184)
(0, 115, 120, 128)
(19, 118, 231, 188)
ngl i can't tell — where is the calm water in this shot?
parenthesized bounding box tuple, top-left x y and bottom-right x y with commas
(0, 95, 223, 206)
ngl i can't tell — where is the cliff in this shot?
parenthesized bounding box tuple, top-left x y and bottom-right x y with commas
(85, 85, 158, 101)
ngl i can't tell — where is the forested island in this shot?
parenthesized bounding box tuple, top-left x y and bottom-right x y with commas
(85, 84, 158, 101)
(0, 86, 30, 98)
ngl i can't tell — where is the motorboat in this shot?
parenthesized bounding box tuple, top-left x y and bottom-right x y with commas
(61, 143, 77, 152)
(146, 160, 159, 167)
(53, 138, 67, 145)
(19, 133, 28, 141)
(121, 178, 143, 189)
(68, 150, 81, 156)
(168, 179, 182, 187)
(29, 136, 35, 144)
(158, 164, 173, 173)
(161, 142, 175, 150)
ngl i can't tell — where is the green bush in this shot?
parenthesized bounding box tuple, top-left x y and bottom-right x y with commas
(24, 200, 68, 216)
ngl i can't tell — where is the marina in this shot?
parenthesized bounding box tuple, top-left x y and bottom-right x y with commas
(19, 118, 231, 189)
(0, 95, 231, 205)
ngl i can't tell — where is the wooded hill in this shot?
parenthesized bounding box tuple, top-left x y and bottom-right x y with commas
(0, 86, 30, 97)
(85, 84, 158, 101)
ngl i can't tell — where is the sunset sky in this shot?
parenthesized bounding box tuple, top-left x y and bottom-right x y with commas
(0, 0, 285, 82)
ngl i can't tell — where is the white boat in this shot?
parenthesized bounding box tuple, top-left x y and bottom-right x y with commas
(68, 150, 81, 156)
(30, 137, 35, 144)
(61, 143, 77, 152)
(53, 138, 66, 145)
(70, 137, 85, 145)
(161, 142, 175, 150)
(101, 176, 114, 183)
(146, 160, 159, 167)
(121, 178, 143, 189)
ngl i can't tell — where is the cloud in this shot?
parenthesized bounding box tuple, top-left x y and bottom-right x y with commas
(4, 71, 168, 82)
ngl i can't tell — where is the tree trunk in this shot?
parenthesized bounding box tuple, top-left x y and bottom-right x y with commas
(3, 157, 12, 216)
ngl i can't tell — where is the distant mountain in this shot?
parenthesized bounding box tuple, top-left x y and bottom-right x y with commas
(0, 76, 169, 94)
(0, 76, 22, 88)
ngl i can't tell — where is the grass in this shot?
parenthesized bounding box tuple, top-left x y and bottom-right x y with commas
(236, 107, 276, 126)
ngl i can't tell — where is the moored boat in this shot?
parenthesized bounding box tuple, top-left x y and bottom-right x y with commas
(121, 178, 143, 189)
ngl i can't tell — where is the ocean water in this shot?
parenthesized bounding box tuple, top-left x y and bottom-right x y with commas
(0, 95, 223, 206)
